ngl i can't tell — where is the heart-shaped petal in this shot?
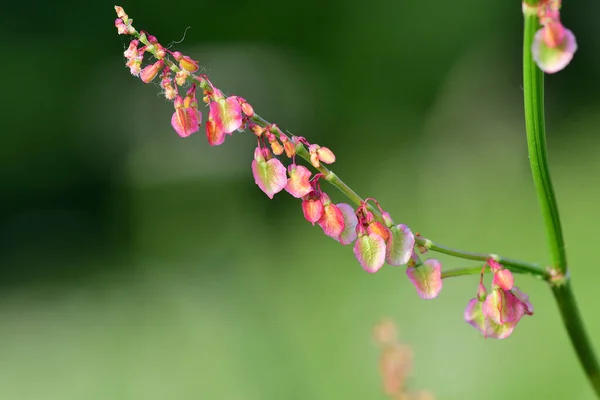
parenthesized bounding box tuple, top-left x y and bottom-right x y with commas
(353, 232, 386, 273)
(385, 224, 415, 266)
(251, 153, 287, 199)
(406, 259, 442, 300)
(318, 202, 345, 239)
(532, 25, 577, 74)
(285, 164, 312, 198)
(336, 203, 358, 245)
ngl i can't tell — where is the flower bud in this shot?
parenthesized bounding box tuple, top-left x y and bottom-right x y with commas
(180, 55, 199, 72)
(140, 59, 163, 83)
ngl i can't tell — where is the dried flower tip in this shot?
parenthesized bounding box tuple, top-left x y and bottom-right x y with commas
(114, 6, 128, 21)
(126, 55, 143, 76)
(175, 69, 190, 86)
(160, 72, 177, 100)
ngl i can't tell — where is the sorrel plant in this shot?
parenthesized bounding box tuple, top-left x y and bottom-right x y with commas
(113, 2, 599, 396)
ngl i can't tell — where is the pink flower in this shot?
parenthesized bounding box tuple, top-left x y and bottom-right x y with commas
(317, 193, 345, 239)
(285, 164, 312, 198)
(354, 224, 386, 273)
(251, 147, 287, 199)
(171, 93, 202, 138)
(206, 89, 243, 146)
(302, 192, 324, 225)
(406, 259, 443, 300)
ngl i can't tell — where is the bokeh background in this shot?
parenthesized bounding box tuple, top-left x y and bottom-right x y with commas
(2, 1, 600, 399)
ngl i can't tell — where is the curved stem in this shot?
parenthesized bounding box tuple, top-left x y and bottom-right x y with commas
(441, 266, 485, 279)
(251, 116, 550, 280)
(523, 16, 567, 274)
(523, 13, 600, 397)
(132, 24, 550, 282)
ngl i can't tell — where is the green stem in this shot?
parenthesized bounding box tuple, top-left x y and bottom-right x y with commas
(441, 266, 485, 279)
(440, 264, 542, 280)
(259, 117, 550, 280)
(523, 13, 600, 397)
(552, 283, 600, 393)
(523, 15, 567, 274)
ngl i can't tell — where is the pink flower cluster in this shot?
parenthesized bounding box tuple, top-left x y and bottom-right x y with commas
(527, 0, 577, 73)
(114, 5, 445, 301)
(464, 260, 534, 339)
(114, 7, 540, 333)
(115, 6, 254, 142)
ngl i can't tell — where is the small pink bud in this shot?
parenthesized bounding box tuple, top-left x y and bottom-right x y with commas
(154, 43, 166, 59)
(180, 55, 199, 72)
(251, 147, 287, 199)
(172, 51, 183, 60)
(284, 141, 296, 158)
(492, 269, 514, 291)
(336, 203, 358, 245)
(476, 282, 487, 301)
(123, 40, 139, 59)
(406, 259, 442, 300)
(308, 144, 320, 168)
(316, 146, 336, 164)
(367, 221, 390, 243)
(140, 59, 163, 83)
(353, 231, 386, 273)
(487, 259, 502, 273)
(285, 164, 312, 198)
(240, 99, 254, 117)
(302, 193, 324, 225)
(318, 201, 345, 239)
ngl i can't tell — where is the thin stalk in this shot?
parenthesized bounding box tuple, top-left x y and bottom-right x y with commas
(523, 13, 600, 397)
(441, 264, 542, 280)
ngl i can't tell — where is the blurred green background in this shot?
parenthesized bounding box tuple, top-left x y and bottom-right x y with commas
(2, 0, 599, 399)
